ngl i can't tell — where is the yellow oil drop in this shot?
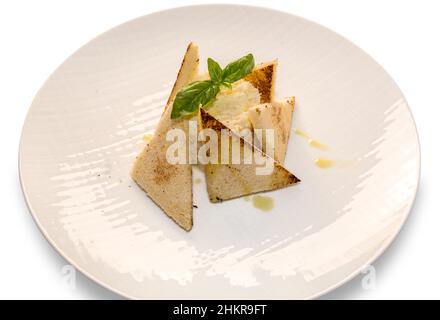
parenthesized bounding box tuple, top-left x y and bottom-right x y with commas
(314, 158, 334, 169)
(294, 128, 310, 139)
(194, 178, 202, 184)
(296, 129, 330, 150)
(308, 139, 330, 151)
(252, 195, 274, 212)
(143, 133, 153, 142)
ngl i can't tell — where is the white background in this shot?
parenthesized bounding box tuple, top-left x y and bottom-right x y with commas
(0, 0, 438, 299)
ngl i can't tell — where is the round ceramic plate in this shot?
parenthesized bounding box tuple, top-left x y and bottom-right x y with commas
(19, 5, 420, 299)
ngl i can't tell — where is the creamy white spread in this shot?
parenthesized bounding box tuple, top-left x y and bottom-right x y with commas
(206, 80, 260, 132)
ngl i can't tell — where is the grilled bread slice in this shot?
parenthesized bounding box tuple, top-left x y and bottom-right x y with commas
(244, 60, 277, 103)
(199, 108, 300, 202)
(248, 97, 295, 164)
(131, 43, 199, 231)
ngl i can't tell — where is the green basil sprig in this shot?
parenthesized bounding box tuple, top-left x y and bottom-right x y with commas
(171, 54, 255, 119)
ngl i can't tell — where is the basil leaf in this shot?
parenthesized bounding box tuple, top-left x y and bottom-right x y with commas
(221, 53, 255, 84)
(207, 58, 222, 83)
(171, 80, 220, 119)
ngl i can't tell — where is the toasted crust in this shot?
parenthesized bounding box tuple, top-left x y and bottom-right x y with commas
(199, 108, 300, 202)
(244, 60, 277, 103)
(166, 42, 200, 106)
(131, 43, 199, 231)
(248, 97, 295, 164)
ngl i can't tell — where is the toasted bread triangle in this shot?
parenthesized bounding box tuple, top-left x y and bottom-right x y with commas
(131, 43, 199, 231)
(199, 108, 300, 202)
(244, 60, 277, 103)
(166, 43, 201, 106)
(248, 97, 295, 164)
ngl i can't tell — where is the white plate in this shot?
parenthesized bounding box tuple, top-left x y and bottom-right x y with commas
(19, 5, 420, 299)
